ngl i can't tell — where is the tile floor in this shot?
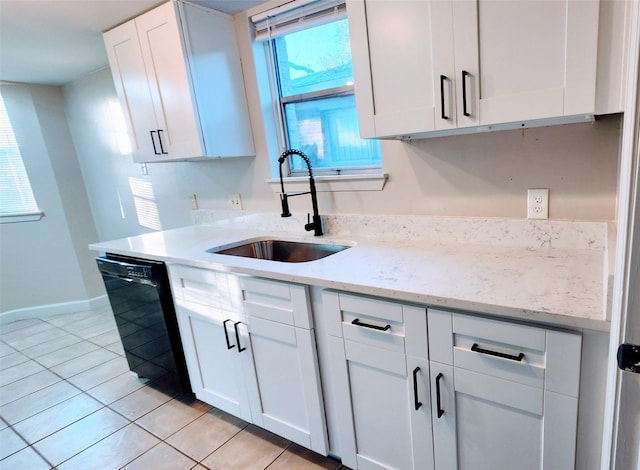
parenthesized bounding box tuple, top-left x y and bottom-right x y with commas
(0, 308, 344, 469)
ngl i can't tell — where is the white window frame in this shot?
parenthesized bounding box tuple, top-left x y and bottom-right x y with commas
(249, 0, 387, 192)
(0, 91, 43, 224)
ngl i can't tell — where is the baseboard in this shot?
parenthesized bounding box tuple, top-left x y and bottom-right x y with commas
(0, 295, 110, 324)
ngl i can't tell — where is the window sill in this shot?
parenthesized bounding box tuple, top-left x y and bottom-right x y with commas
(267, 173, 387, 193)
(0, 211, 44, 224)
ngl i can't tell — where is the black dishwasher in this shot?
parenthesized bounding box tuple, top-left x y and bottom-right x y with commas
(96, 254, 191, 395)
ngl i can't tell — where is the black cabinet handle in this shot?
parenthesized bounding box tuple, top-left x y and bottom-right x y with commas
(157, 129, 168, 154)
(351, 318, 391, 331)
(233, 321, 246, 352)
(462, 70, 471, 117)
(435, 372, 445, 418)
(440, 75, 448, 120)
(222, 319, 235, 350)
(471, 343, 525, 362)
(150, 130, 160, 155)
(412, 367, 422, 410)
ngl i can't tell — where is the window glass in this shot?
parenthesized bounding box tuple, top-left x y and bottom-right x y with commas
(272, 17, 381, 174)
(275, 19, 353, 97)
(283, 95, 381, 171)
(0, 93, 40, 217)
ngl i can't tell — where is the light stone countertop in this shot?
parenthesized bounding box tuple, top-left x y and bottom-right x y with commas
(90, 213, 612, 332)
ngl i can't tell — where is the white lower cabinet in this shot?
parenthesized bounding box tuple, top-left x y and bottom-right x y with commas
(324, 292, 582, 470)
(324, 290, 433, 470)
(169, 265, 255, 422)
(241, 277, 328, 455)
(173, 299, 255, 421)
(428, 309, 582, 470)
(168, 265, 583, 469)
(169, 265, 327, 455)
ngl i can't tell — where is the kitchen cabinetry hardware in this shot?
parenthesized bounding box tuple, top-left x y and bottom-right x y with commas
(233, 321, 246, 352)
(150, 131, 160, 155)
(461, 70, 471, 117)
(471, 342, 525, 362)
(435, 372, 445, 418)
(440, 75, 448, 120)
(413, 367, 422, 410)
(351, 318, 391, 331)
(157, 129, 168, 154)
(223, 319, 235, 350)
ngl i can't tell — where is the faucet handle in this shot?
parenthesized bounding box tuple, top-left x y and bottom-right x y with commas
(304, 213, 314, 232)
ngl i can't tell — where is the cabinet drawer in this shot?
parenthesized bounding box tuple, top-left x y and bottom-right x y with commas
(428, 309, 581, 396)
(169, 264, 241, 312)
(325, 291, 428, 357)
(329, 291, 405, 352)
(241, 277, 312, 329)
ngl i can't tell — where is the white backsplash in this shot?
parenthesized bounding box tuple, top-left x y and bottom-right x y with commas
(191, 210, 611, 250)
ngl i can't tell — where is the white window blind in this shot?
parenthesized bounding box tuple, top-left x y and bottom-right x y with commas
(0, 93, 41, 221)
(252, 0, 346, 41)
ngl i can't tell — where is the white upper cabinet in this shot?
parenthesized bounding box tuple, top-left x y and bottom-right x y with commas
(348, 0, 600, 139)
(103, 1, 255, 162)
(456, 0, 599, 126)
(347, 0, 443, 137)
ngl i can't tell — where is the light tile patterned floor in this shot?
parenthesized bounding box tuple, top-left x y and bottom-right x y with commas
(0, 309, 344, 469)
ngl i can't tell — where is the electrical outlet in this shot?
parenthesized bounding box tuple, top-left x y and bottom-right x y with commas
(527, 189, 549, 219)
(230, 193, 242, 211)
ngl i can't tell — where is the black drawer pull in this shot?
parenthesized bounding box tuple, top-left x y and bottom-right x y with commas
(412, 367, 422, 410)
(471, 343, 525, 362)
(435, 372, 444, 418)
(222, 319, 235, 350)
(233, 321, 246, 352)
(351, 318, 390, 331)
(440, 75, 448, 120)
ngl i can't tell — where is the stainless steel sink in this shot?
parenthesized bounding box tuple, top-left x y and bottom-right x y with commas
(208, 239, 350, 263)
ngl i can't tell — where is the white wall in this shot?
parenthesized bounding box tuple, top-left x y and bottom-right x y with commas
(0, 84, 103, 314)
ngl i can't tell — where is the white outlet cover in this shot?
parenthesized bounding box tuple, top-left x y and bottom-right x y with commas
(527, 189, 549, 219)
(230, 193, 242, 211)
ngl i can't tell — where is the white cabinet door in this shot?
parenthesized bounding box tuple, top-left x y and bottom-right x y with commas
(455, 0, 599, 126)
(430, 363, 578, 470)
(135, 2, 202, 159)
(103, 20, 158, 159)
(174, 299, 255, 422)
(245, 316, 327, 455)
(335, 339, 432, 470)
(347, 0, 448, 137)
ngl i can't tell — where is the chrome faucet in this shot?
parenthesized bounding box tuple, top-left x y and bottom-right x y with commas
(278, 149, 323, 236)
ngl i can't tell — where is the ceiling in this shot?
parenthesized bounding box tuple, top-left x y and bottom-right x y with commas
(0, 0, 265, 86)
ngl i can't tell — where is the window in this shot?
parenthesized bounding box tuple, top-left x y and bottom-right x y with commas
(0, 93, 41, 222)
(254, 0, 381, 177)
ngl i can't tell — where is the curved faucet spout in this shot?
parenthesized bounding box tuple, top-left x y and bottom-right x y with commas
(278, 149, 323, 236)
